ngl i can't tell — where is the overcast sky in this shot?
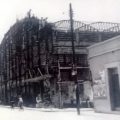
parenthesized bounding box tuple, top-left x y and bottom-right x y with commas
(0, 0, 120, 41)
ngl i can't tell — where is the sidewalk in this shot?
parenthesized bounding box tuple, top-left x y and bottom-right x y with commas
(1, 106, 120, 120)
(0, 104, 93, 112)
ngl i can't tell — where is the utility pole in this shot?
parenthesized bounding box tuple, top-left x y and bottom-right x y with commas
(69, 3, 80, 115)
(70, 3, 75, 64)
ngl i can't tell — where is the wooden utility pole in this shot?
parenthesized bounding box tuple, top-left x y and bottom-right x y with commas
(69, 3, 80, 115)
(70, 3, 75, 64)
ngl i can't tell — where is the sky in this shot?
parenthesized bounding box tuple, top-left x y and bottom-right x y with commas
(0, 0, 120, 41)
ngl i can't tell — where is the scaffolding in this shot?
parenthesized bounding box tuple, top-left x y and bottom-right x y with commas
(0, 12, 120, 106)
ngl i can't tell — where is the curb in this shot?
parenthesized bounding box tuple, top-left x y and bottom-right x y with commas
(0, 105, 93, 112)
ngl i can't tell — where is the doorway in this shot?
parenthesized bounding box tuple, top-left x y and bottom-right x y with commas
(108, 67, 120, 110)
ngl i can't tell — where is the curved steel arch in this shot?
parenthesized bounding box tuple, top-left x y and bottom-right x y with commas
(103, 25, 120, 32)
(54, 20, 87, 30)
(75, 24, 99, 32)
(54, 20, 120, 32)
(89, 22, 120, 32)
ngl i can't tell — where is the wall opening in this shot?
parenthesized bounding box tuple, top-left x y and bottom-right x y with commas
(108, 67, 120, 110)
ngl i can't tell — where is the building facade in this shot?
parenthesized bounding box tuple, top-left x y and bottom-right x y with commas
(1, 13, 120, 107)
(88, 35, 120, 113)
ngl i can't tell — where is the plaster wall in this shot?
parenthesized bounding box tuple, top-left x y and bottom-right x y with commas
(88, 35, 120, 113)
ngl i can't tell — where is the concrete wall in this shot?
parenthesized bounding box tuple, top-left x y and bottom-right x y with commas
(88, 35, 120, 113)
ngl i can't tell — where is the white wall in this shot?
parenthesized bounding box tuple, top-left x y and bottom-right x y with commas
(88, 35, 120, 113)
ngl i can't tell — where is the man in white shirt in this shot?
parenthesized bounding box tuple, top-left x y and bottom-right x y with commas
(36, 94, 42, 108)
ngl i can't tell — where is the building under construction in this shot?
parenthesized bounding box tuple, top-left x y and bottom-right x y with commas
(0, 12, 120, 107)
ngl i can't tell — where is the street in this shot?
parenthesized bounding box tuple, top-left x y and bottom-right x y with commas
(0, 106, 120, 120)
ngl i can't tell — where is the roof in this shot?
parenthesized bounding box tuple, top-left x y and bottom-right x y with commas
(88, 35, 120, 49)
(88, 35, 120, 59)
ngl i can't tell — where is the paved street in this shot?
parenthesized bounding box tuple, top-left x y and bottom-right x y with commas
(0, 106, 120, 120)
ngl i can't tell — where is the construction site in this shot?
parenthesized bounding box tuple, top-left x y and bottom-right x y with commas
(0, 8, 120, 108)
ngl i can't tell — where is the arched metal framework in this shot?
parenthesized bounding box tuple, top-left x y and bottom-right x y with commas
(54, 20, 120, 32)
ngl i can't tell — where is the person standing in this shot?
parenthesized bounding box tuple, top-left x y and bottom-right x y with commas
(36, 94, 42, 108)
(10, 96, 15, 109)
(18, 95, 23, 109)
(75, 83, 80, 115)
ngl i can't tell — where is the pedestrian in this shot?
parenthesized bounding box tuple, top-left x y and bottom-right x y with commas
(10, 96, 15, 109)
(75, 83, 80, 115)
(86, 96, 90, 108)
(36, 94, 42, 108)
(18, 95, 24, 110)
